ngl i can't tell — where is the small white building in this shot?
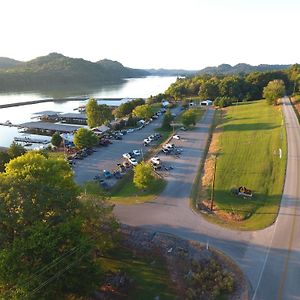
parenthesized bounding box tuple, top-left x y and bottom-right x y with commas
(200, 100, 213, 106)
(161, 100, 170, 107)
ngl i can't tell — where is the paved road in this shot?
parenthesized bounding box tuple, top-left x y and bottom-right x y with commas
(73, 107, 181, 184)
(115, 99, 300, 300)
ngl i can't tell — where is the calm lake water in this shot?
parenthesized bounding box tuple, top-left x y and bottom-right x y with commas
(0, 76, 177, 148)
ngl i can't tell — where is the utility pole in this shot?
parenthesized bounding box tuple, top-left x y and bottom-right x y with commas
(210, 155, 217, 211)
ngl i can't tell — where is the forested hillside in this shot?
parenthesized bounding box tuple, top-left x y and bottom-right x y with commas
(0, 53, 149, 91)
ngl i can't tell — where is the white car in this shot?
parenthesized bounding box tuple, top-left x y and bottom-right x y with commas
(128, 157, 138, 166)
(172, 135, 180, 140)
(127, 128, 135, 133)
(150, 156, 160, 164)
(123, 153, 132, 159)
(133, 150, 141, 156)
(144, 138, 151, 143)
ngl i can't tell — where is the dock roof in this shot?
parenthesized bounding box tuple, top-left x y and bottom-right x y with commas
(33, 110, 62, 116)
(59, 113, 87, 119)
(19, 121, 82, 133)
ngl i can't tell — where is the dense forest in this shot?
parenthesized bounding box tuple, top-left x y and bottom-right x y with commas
(164, 64, 300, 105)
(0, 53, 149, 91)
(146, 63, 291, 77)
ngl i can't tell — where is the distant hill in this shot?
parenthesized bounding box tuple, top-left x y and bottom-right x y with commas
(197, 63, 291, 75)
(0, 57, 24, 69)
(146, 68, 198, 76)
(0, 53, 149, 92)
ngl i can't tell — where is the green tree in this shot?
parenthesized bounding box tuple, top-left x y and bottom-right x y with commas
(133, 162, 154, 190)
(0, 151, 10, 173)
(0, 220, 100, 300)
(7, 142, 26, 159)
(132, 104, 153, 120)
(73, 128, 98, 149)
(181, 109, 197, 127)
(0, 152, 118, 299)
(86, 98, 112, 128)
(199, 80, 219, 100)
(263, 80, 286, 105)
(161, 109, 173, 130)
(51, 132, 62, 147)
(0, 152, 79, 243)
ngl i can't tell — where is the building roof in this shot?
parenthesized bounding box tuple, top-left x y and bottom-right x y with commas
(59, 113, 87, 119)
(92, 124, 110, 133)
(33, 110, 62, 116)
(19, 121, 82, 133)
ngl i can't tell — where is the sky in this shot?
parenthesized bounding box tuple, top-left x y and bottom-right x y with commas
(1, 0, 299, 70)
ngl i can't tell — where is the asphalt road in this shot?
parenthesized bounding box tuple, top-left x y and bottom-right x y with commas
(114, 99, 300, 300)
(73, 106, 181, 184)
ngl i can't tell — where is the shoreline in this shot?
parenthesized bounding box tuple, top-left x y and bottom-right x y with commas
(0, 97, 141, 109)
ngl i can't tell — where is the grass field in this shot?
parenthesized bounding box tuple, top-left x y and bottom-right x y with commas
(110, 172, 166, 204)
(99, 247, 176, 300)
(211, 100, 286, 230)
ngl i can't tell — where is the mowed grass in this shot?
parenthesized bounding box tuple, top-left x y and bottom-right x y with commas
(110, 172, 167, 204)
(213, 100, 286, 230)
(99, 247, 176, 300)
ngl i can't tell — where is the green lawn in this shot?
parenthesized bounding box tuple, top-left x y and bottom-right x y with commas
(99, 247, 176, 300)
(110, 172, 166, 204)
(212, 100, 286, 230)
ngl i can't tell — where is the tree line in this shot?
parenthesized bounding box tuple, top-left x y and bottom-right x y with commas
(164, 64, 300, 105)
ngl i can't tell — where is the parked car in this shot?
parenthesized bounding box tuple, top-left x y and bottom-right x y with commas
(123, 161, 131, 168)
(133, 149, 141, 156)
(128, 157, 138, 166)
(180, 127, 187, 131)
(162, 148, 170, 155)
(144, 138, 151, 143)
(172, 135, 180, 140)
(127, 128, 135, 133)
(150, 156, 160, 164)
(152, 164, 162, 171)
(103, 170, 112, 179)
(123, 153, 132, 159)
(113, 171, 122, 179)
(117, 163, 126, 172)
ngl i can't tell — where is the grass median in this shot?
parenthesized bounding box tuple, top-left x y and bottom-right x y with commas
(201, 101, 287, 230)
(109, 171, 166, 204)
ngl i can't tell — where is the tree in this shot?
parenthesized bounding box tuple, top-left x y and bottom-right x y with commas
(7, 142, 26, 159)
(132, 104, 153, 120)
(0, 152, 118, 299)
(0, 220, 100, 300)
(263, 80, 286, 105)
(86, 98, 112, 128)
(73, 128, 98, 149)
(161, 109, 173, 130)
(199, 80, 219, 100)
(133, 162, 155, 190)
(0, 152, 79, 243)
(51, 132, 62, 147)
(181, 109, 197, 127)
(0, 151, 10, 173)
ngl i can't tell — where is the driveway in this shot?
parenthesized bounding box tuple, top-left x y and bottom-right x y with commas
(115, 99, 300, 300)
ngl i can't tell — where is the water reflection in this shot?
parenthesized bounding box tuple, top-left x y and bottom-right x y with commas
(0, 76, 177, 147)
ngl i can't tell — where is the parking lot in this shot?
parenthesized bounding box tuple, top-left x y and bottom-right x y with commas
(73, 106, 181, 184)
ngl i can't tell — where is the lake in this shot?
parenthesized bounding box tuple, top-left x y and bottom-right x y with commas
(0, 76, 177, 148)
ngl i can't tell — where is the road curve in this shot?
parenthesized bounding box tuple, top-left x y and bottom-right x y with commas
(115, 99, 300, 299)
